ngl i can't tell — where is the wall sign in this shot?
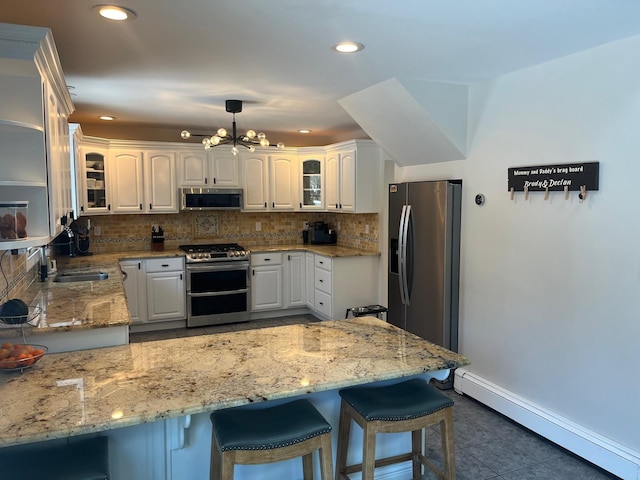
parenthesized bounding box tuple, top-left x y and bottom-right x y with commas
(508, 162, 599, 192)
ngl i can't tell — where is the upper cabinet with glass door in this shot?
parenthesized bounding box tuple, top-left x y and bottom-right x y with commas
(298, 150, 325, 210)
(77, 139, 110, 215)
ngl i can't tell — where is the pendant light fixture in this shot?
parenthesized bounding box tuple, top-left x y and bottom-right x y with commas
(181, 100, 284, 156)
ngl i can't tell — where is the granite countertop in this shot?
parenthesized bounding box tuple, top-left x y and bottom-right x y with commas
(1, 244, 376, 338)
(0, 317, 469, 448)
(248, 244, 380, 257)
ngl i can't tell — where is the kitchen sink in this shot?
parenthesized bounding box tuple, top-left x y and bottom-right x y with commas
(54, 271, 109, 283)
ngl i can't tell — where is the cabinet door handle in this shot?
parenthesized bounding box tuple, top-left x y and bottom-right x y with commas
(205, 178, 208, 185)
(80, 206, 84, 212)
(288, 255, 290, 261)
(139, 203, 143, 210)
(264, 202, 267, 208)
(149, 203, 152, 210)
(319, 279, 323, 283)
(252, 269, 255, 276)
(137, 262, 141, 269)
(319, 301, 324, 305)
(319, 261, 324, 264)
(272, 202, 275, 208)
(180, 273, 183, 280)
(299, 202, 302, 208)
(213, 177, 217, 184)
(108, 204, 111, 211)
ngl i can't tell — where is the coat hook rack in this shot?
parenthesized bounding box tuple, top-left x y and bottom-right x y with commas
(508, 161, 599, 201)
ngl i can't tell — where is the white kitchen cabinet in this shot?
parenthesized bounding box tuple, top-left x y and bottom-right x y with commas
(298, 153, 325, 210)
(325, 140, 381, 213)
(250, 252, 283, 311)
(269, 154, 298, 210)
(241, 151, 298, 211)
(105, 148, 177, 214)
(144, 150, 178, 213)
(45, 81, 74, 234)
(241, 154, 269, 210)
(305, 252, 315, 309)
(284, 252, 306, 308)
(120, 257, 185, 325)
(178, 147, 239, 187)
(109, 149, 144, 213)
(145, 257, 186, 322)
(76, 138, 110, 215)
(311, 253, 379, 320)
(0, 24, 74, 249)
(120, 259, 147, 324)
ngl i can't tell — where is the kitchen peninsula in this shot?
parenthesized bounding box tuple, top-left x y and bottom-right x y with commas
(0, 317, 468, 480)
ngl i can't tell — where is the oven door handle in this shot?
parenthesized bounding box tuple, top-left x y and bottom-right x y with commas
(188, 288, 249, 297)
(186, 262, 250, 272)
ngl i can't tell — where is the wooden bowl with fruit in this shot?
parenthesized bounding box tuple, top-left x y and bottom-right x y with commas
(0, 343, 47, 371)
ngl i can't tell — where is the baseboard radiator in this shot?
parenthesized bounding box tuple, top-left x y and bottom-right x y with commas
(454, 368, 640, 480)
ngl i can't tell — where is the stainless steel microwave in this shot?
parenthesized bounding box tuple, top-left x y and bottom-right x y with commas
(180, 187, 243, 210)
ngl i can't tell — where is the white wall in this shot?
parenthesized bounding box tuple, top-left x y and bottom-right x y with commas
(394, 34, 640, 460)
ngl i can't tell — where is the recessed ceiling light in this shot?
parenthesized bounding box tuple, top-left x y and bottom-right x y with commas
(331, 42, 364, 53)
(298, 129, 311, 134)
(93, 5, 137, 21)
(99, 115, 116, 121)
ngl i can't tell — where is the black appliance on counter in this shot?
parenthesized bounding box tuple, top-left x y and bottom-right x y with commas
(53, 221, 92, 257)
(310, 221, 337, 245)
(179, 243, 251, 327)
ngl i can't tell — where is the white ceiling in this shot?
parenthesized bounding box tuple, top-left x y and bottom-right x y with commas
(2, 0, 640, 147)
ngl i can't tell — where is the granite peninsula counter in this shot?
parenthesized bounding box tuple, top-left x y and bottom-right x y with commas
(0, 317, 468, 449)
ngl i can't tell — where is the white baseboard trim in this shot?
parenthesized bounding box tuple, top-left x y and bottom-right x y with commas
(454, 368, 640, 480)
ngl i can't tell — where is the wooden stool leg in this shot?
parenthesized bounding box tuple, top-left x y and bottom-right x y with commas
(335, 400, 351, 480)
(411, 429, 422, 479)
(362, 422, 376, 480)
(210, 432, 223, 480)
(319, 432, 335, 480)
(441, 408, 456, 480)
(221, 451, 235, 480)
(302, 452, 314, 479)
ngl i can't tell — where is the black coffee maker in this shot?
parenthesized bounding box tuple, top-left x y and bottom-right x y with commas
(310, 221, 337, 245)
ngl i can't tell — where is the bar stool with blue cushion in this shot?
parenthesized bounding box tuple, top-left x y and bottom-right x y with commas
(0, 436, 110, 480)
(210, 399, 334, 480)
(335, 378, 455, 480)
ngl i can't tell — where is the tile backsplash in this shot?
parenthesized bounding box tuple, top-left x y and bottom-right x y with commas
(0, 250, 36, 307)
(85, 211, 379, 253)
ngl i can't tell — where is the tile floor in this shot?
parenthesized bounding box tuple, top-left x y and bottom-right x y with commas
(130, 315, 620, 480)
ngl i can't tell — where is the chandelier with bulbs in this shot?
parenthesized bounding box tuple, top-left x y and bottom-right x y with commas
(181, 99, 284, 156)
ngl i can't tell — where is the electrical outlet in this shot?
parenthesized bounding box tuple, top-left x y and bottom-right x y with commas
(94, 226, 102, 236)
(255, 221, 262, 231)
(365, 224, 370, 234)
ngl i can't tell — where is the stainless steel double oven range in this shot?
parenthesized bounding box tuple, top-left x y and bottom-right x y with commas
(180, 243, 251, 327)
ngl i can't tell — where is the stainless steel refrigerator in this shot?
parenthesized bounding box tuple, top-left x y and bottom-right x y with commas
(388, 180, 461, 352)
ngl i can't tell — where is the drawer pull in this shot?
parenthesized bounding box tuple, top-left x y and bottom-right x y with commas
(319, 302, 324, 305)
(264, 258, 271, 261)
(162, 264, 169, 267)
(319, 279, 324, 283)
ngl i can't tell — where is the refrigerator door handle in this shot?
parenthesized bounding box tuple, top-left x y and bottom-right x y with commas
(399, 204, 411, 305)
(405, 204, 414, 304)
(398, 205, 407, 305)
